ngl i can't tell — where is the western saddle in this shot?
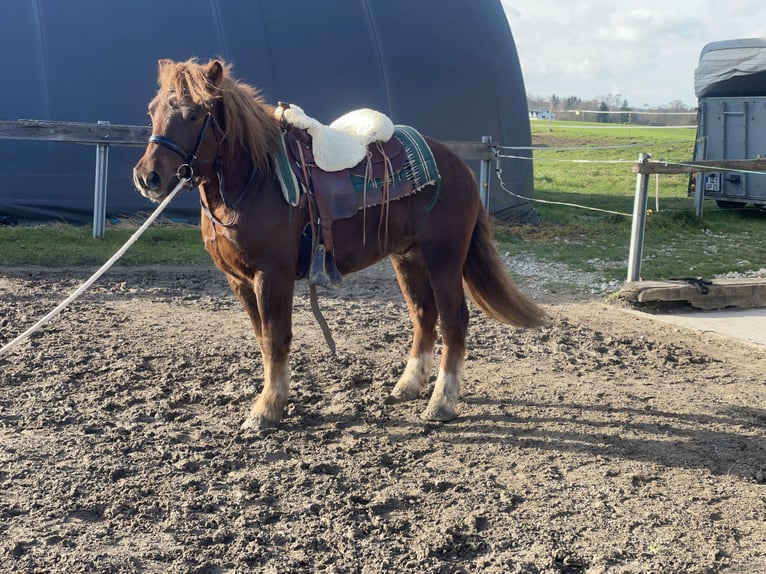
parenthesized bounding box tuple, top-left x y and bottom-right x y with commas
(277, 103, 414, 288)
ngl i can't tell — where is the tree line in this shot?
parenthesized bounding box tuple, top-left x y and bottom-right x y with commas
(527, 93, 697, 126)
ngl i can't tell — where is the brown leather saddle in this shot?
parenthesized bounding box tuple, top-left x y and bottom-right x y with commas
(283, 126, 413, 219)
(282, 125, 415, 287)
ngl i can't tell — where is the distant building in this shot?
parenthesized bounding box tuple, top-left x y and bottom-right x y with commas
(529, 109, 557, 120)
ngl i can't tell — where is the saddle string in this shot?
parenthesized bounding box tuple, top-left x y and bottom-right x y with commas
(295, 141, 319, 250)
(376, 141, 393, 252)
(361, 151, 373, 247)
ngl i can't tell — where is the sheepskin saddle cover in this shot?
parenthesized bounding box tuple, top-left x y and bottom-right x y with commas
(276, 103, 395, 172)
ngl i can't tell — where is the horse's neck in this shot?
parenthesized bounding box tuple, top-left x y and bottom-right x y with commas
(199, 146, 257, 213)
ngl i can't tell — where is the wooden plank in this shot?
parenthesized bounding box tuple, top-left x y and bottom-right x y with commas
(617, 278, 766, 310)
(633, 157, 766, 175)
(0, 120, 496, 161)
(0, 120, 150, 146)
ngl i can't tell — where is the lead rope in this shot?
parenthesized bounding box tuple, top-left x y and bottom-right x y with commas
(0, 178, 189, 357)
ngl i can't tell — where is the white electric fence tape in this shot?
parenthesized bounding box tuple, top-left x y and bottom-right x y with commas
(0, 178, 189, 357)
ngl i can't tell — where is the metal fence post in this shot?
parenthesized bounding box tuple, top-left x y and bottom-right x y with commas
(693, 137, 706, 220)
(693, 172, 704, 219)
(627, 153, 651, 282)
(478, 135, 492, 210)
(93, 120, 110, 239)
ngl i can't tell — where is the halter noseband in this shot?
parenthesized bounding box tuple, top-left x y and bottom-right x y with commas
(148, 111, 215, 184)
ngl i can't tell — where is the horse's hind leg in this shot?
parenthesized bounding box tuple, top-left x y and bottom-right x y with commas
(421, 263, 469, 422)
(388, 254, 438, 402)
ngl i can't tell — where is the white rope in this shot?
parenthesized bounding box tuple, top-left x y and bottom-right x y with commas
(498, 152, 635, 165)
(500, 143, 648, 152)
(0, 178, 189, 357)
(533, 124, 696, 130)
(495, 163, 632, 217)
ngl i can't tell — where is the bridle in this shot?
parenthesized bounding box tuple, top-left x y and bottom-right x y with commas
(148, 107, 255, 226)
(148, 111, 219, 186)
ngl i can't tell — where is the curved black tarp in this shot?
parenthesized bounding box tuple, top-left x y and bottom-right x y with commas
(0, 0, 534, 225)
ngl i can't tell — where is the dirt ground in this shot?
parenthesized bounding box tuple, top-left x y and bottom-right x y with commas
(0, 259, 764, 573)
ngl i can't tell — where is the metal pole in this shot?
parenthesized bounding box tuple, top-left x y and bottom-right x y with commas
(694, 172, 704, 219)
(478, 135, 492, 210)
(693, 137, 706, 220)
(627, 153, 651, 283)
(93, 120, 110, 239)
(655, 174, 660, 213)
(694, 112, 712, 221)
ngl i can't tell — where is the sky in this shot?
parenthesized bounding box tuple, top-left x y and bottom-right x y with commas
(501, 1, 766, 108)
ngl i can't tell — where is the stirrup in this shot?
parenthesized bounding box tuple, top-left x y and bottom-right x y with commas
(309, 244, 342, 288)
(325, 250, 342, 287)
(309, 244, 331, 287)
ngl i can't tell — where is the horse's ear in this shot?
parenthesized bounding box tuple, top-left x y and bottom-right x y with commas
(157, 59, 173, 77)
(205, 60, 225, 87)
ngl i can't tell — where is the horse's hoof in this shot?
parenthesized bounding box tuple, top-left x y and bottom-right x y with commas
(421, 403, 458, 422)
(385, 393, 408, 405)
(386, 388, 421, 404)
(241, 415, 280, 431)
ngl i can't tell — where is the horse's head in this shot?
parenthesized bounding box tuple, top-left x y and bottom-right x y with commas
(134, 58, 279, 203)
(133, 59, 228, 201)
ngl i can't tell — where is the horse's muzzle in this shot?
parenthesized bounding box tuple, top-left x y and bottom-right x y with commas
(133, 166, 167, 202)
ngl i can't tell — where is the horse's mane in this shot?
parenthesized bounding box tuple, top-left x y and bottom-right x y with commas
(156, 59, 279, 174)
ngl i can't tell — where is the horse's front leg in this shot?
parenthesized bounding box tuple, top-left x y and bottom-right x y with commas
(228, 273, 294, 429)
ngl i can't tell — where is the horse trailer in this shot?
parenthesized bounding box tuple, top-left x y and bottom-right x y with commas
(692, 38, 766, 208)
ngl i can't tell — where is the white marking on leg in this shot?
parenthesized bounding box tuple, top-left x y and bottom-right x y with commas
(422, 365, 461, 421)
(391, 352, 433, 400)
(242, 359, 290, 429)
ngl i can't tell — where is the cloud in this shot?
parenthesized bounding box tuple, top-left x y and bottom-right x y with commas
(502, 0, 766, 107)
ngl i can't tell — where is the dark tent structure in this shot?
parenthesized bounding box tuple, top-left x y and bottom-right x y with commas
(0, 0, 534, 225)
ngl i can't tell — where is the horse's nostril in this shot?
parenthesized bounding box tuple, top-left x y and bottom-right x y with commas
(147, 171, 162, 191)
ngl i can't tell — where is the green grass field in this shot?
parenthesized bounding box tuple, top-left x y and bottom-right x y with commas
(0, 223, 209, 267)
(495, 121, 766, 281)
(1, 120, 765, 282)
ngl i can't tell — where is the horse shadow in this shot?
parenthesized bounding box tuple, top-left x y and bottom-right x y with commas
(428, 396, 765, 479)
(291, 387, 764, 481)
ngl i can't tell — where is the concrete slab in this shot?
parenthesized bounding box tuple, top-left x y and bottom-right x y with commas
(626, 307, 766, 346)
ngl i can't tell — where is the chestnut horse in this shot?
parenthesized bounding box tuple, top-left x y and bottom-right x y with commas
(133, 58, 546, 429)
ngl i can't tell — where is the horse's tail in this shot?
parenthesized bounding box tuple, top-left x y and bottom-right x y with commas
(463, 208, 549, 327)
